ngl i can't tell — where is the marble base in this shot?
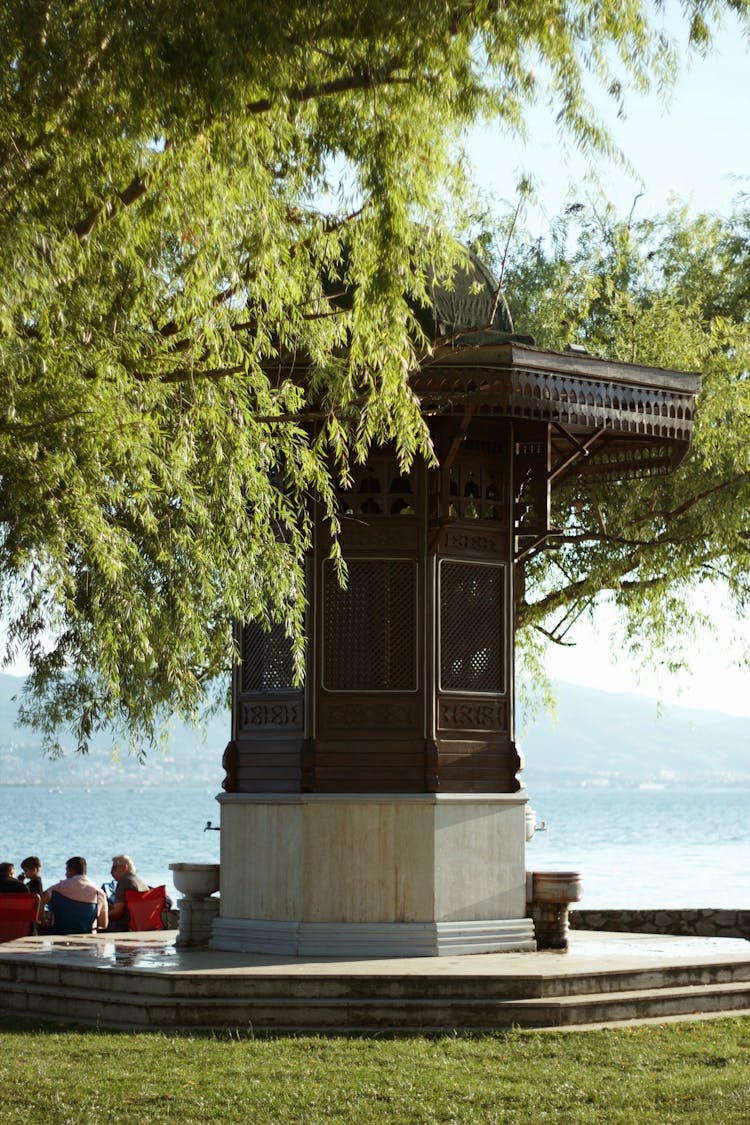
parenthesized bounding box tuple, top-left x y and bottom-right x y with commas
(212, 793, 533, 957)
(210, 916, 536, 957)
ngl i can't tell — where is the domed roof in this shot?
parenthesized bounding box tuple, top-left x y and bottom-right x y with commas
(413, 246, 516, 344)
(323, 241, 521, 345)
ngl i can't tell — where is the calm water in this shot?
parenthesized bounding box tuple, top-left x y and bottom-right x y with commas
(526, 784, 750, 909)
(0, 786, 221, 905)
(1, 784, 748, 909)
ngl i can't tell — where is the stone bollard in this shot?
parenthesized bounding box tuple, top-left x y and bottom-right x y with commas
(529, 871, 583, 951)
(169, 863, 221, 948)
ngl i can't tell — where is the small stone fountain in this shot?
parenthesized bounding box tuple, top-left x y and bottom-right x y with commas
(169, 863, 221, 947)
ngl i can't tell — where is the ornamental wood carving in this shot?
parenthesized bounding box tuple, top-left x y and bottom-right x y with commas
(240, 700, 303, 730)
(320, 700, 419, 729)
(438, 699, 508, 731)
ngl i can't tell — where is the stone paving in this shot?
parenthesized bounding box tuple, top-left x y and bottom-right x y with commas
(1, 926, 749, 977)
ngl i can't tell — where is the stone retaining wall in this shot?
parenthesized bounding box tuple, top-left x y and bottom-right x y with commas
(167, 907, 750, 941)
(570, 908, 750, 941)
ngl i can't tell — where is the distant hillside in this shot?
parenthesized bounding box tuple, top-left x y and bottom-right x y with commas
(2, 672, 749, 789)
(520, 682, 750, 787)
(0, 673, 228, 788)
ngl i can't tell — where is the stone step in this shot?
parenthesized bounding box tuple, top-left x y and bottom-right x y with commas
(4, 975, 750, 1032)
(4, 955, 750, 1004)
(503, 980, 750, 1028)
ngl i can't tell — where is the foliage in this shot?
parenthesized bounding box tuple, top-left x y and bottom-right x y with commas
(2, 2, 749, 752)
(2, 1016, 750, 1123)
(504, 199, 750, 679)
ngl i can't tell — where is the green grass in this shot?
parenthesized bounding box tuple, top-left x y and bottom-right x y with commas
(2, 1016, 750, 1123)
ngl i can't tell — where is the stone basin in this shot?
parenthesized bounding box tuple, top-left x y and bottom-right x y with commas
(169, 862, 221, 900)
(531, 871, 583, 904)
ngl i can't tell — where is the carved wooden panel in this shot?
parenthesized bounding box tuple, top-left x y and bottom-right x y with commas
(239, 698, 304, 732)
(437, 698, 508, 732)
(337, 454, 417, 518)
(441, 528, 504, 555)
(338, 518, 419, 551)
(428, 434, 510, 525)
(417, 363, 696, 442)
(584, 442, 679, 480)
(319, 698, 419, 730)
(514, 424, 550, 542)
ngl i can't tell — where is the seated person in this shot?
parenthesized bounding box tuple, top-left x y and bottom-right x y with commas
(40, 856, 108, 933)
(107, 854, 149, 931)
(0, 862, 30, 894)
(19, 856, 43, 896)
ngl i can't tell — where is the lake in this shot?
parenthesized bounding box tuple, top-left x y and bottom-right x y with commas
(526, 783, 750, 909)
(1, 784, 748, 910)
(1, 785, 221, 905)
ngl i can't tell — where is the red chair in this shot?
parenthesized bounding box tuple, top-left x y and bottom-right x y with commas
(124, 885, 166, 931)
(0, 894, 38, 942)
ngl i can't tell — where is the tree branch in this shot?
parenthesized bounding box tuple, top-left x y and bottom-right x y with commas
(73, 174, 149, 241)
(530, 622, 577, 646)
(551, 531, 695, 548)
(637, 471, 750, 526)
(153, 206, 364, 348)
(246, 60, 407, 115)
(0, 410, 95, 436)
(1, 28, 115, 208)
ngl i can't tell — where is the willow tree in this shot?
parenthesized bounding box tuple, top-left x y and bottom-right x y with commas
(505, 200, 750, 682)
(2, 2, 748, 753)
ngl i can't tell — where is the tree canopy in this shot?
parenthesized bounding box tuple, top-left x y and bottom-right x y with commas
(2, 1, 750, 753)
(504, 199, 750, 687)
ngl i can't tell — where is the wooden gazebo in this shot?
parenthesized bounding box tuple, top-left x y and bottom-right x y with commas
(212, 254, 700, 957)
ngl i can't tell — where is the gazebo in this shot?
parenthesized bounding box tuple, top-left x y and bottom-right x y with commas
(211, 252, 701, 957)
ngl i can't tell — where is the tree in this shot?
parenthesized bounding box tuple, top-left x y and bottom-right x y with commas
(2, 1, 749, 754)
(503, 199, 750, 685)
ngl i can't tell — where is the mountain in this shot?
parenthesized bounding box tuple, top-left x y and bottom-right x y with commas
(2, 672, 749, 789)
(0, 673, 228, 788)
(520, 681, 750, 787)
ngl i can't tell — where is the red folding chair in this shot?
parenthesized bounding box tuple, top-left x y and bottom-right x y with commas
(124, 885, 166, 931)
(0, 894, 38, 942)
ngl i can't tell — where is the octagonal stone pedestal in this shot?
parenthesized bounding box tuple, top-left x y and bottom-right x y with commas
(210, 793, 536, 957)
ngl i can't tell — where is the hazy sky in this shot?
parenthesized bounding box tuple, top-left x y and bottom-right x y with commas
(469, 14, 750, 715)
(468, 12, 750, 231)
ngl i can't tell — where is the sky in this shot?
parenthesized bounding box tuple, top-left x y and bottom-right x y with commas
(467, 12, 750, 716)
(468, 10, 750, 232)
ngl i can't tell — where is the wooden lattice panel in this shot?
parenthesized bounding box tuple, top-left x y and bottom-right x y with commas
(439, 560, 505, 694)
(242, 621, 296, 692)
(323, 559, 418, 692)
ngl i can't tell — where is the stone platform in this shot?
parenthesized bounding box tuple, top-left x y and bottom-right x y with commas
(2, 929, 750, 1032)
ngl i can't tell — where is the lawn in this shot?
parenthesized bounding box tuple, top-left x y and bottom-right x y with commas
(2, 1015, 750, 1123)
